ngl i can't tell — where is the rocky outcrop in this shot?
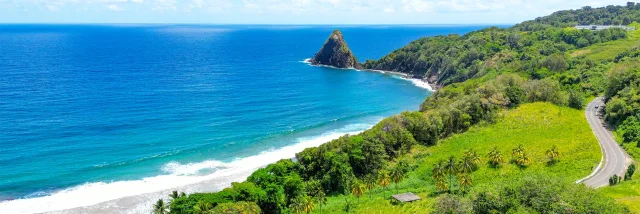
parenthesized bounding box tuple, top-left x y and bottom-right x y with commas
(311, 30, 361, 69)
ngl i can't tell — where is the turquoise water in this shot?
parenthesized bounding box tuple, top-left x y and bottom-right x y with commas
(0, 24, 490, 212)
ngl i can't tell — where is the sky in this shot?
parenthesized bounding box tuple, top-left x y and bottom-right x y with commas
(0, 0, 633, 24)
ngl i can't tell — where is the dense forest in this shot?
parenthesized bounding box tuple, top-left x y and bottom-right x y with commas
(363, 5, 636, 87)
(518, 2, 640, 28)
(154, 3, 640, 214)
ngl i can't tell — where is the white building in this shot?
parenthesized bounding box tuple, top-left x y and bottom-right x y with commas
(575, 25, 636, 31)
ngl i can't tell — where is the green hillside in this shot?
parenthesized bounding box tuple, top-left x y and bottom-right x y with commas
(156, 3, 640, 214)
(315, 103, 607, 213)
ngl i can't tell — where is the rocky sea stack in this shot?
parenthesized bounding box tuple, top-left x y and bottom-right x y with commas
(311, 30, 361, 69)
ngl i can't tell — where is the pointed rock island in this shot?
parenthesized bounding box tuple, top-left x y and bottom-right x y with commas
(311, 30, 361, 69)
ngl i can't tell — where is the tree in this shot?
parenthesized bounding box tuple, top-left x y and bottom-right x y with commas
(390, 166, 405, 194)
(516, 151, 532, 168)
(487, 147, 504, 167)
(301, 195, 316, 214)
(212, 202, 261, 214)
(435, 178, 449, 193)
(284, 174, 306, 205)
(609, 175, 622, 186)
(378, 171, 390, 198)
(512, 145, 531, 167)
(568, 90, 585, 109)
(463, 149, 481, 169)
(289, 197, 304, 214)
(169, 190, 186, 200)
(432, 161, 449, 192)
(512, 144, 525, 157)
(364, 175, 376, 199)
(505, 86, 525, 107)
(543, 54, 568, 72)
(314, 191, 327, 213)
(153, 199, 169, 214)
(193, 201, 213, 214)
(432, 161, 447, 180)
(458, 156, 475, 174)
(457, 173, 473, 193)
(351, 180, 365, 204)
(546, 145, 561, 164)
(625, 164, 636, 180)
(619, 116, 640, 144)
(445, 156, 458, 192)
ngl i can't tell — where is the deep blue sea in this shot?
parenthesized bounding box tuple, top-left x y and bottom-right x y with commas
(0, 24, 491, 213)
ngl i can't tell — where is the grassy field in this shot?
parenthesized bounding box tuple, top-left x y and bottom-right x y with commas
(601, 179, 640, 213)
(314, 103, 601, 213)
(571, 24, 640, 61)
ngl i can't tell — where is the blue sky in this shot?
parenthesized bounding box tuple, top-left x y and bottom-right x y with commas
(0, 0, 632, 24)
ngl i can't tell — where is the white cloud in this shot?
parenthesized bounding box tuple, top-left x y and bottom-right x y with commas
(402, 0, 434, 13)
(106, 4, 123, 11)
(0, 0, 634, 23)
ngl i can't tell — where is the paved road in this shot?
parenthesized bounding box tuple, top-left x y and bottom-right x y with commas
(581, 97, 631, 188)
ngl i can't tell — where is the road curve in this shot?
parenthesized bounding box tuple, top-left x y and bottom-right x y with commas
(581, 97, 631, 188)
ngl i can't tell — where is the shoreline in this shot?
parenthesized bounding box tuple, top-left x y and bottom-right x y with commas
(0, 61, 433, 214)
(0, 127, 367, 214)
(302, 58, 438, 91)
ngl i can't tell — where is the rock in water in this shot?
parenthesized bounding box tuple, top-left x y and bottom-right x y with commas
(311, 30, 361, 69)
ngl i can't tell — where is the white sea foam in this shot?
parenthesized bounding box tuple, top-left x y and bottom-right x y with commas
(299, 59, 434, 91)
(0, 123, 373, 214)
(388, 73, 434, 91)
(406, 78, 434, 91)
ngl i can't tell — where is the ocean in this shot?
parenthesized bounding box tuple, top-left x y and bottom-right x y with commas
(0, 24, 490, 213)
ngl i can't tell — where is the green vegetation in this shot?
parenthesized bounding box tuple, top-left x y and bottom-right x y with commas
(316, 103, 609, 213)
(363, 7, 630, 87)
(601, 177, 640, 213)
(518, 3, 640, 27)
(604, 60, 640, 160)
(158, 3, 640, 213)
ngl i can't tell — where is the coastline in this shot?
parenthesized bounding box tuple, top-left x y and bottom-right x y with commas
(0, 60, 433, 214)
(302, 58, 437, 91)
(1, 129, 368, 214)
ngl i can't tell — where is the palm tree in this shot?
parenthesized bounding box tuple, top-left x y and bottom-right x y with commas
(546, 145, 561, 164)
(432, 161, 448, 192)
(464, 149, 482, 169)
(390, 167, 405, 194)
(289, 197, 304, 214)
(169, 190, 180, 200)
(301, 195, 316, 214)
(153, 199, 169, 214)
(351, 180, 365, 204)
(168, 190, 186, 207)
(314, 191, 327, 213)
(378, 171, 391, 198)
(516, 151, 532, 167)
(458, 173, 473, 193)
(458, 157, 475, 174)
(487, 147, 504, 167)
(193, 201, 213, 214)
(445, 156, 458, 193)
(364, 175, 376, 199)
(512, 144, 525, 158)
(435, 177, 449, 192)
(432, 161, 446, 180)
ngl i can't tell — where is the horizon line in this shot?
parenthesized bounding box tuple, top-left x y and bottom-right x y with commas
(0, 23, 516, 26)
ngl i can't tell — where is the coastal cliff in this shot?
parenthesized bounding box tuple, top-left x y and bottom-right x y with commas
(311, 30, 361, 69)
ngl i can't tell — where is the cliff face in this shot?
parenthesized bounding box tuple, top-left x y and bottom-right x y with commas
(311, 30, 361, 69)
